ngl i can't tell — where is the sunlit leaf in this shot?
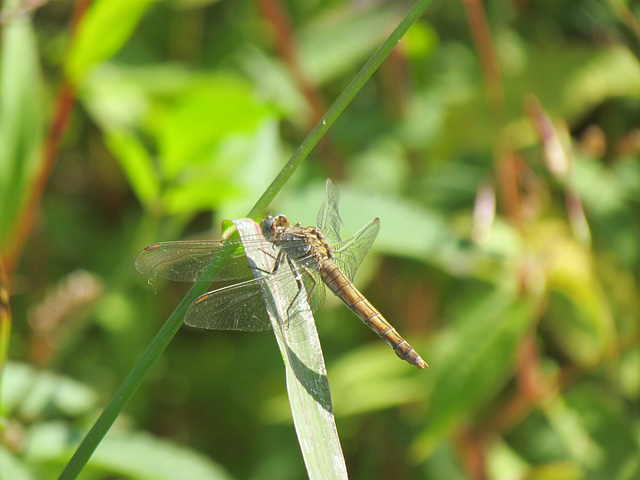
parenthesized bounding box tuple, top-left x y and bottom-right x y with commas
(299, 5, 404, 84)
(0, 444, 36, 480)
(105, 130, 159, 207)
(91, 432, 234, 480)
(158, 77, 276, 178)
(24, 422, 233, 480)
(0, 14, 43, 244)
(2, 362, 97, 419)
(67, 0, 158, 83)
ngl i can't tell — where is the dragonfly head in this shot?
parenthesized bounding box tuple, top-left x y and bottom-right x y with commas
(261, 214, 290, 241)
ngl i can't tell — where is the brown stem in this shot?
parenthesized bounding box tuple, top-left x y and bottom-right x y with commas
(455, 427, 488, 480)
(254, 0, 346, 178)
(0, 257, 11, 400)
(2, 0, 91, 278)
(487, 332, 557, 433)
(462, 0, 523, 226)
(461, 0, 505, 117)
(255, 0, 326, 127)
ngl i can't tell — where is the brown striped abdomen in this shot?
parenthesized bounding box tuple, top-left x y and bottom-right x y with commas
(318, 260, 427, 369)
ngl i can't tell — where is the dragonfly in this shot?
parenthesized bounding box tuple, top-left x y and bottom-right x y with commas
(135, 179, 427, 369)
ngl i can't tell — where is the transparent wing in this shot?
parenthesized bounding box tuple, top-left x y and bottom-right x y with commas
(136, 240, 250, 282)
(135, 235, 308, 283)
(298, 263, 326, 313)
(331, 217, 380, 281)
(185, 276, 271, 331)
(183, 252, 327, 332)
(316, 179, 343, 243)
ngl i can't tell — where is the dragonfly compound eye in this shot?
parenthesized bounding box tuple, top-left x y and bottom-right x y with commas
(260, 216, 275, 237)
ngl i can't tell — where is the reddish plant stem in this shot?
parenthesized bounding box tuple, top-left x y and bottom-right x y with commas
(0, 257, 10, 404)
(461, 0, 505, 116)
(2, 0, 91, 278)
(457, 4, 525, 478)
(462, 0, 523, 226)
(455, 427, 488, 480)
(255, 0, 325, 127)
(254, 0, 346, 177)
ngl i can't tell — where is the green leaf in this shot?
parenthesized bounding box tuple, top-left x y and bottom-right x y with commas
(24, 422, 233, 480)
(575, 157, 640, 267)
(104, 130, 159, 207)
(413, 289, 537, 460)
(233, 218, 348, 480)
(263, 344, 427, 423)
(161, 120, 281, 215)
(2, 362, 97, 419)
(66, 0, 158, 83)
(0, 444, 37, 480)
(324, 345, 426, 417)
(0, 14, 43, 244)
(158, 77, 275, 178)
(562, 386, 640, 478)
(91, 432, 234, 480)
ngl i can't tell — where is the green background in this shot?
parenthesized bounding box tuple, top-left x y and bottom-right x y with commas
(1, 0, 640, 479)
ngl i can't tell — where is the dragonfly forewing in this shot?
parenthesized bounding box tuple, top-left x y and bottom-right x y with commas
(136, 235, 311, 283)
(135, 239, 253, 282)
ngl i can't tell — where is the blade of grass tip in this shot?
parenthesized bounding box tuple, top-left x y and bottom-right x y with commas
(234, 218, 347, 480)
(247, 0, 435, 220)
(58, 1, 434, 477)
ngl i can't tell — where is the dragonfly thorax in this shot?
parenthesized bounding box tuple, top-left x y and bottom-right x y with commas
(261, 214, 334, 266)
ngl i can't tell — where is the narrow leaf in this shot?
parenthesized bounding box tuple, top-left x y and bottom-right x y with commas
(66, 0, 157, 83)
(105, 129, 159, 207)
(233, 218, 348, 480)
(0, 14, 43, 242)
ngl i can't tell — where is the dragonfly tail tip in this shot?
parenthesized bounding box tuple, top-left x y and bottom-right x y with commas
(416, 359, 429, 370)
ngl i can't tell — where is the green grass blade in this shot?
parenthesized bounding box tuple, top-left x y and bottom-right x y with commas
(234, 218, 347, 480)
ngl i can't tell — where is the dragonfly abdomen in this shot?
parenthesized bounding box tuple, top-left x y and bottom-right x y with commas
(318, 260, 428, 369)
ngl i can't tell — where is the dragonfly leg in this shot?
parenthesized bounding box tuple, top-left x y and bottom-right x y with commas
(300, 265, 317, 303)
(252, 249, 312, 326)
(253, 249, 286, 276)
(258, 246, 278, 262)
(283, 256, 313, 325)
(252, 249, 304, 327)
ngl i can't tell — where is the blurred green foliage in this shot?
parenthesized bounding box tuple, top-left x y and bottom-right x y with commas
(2, 0, 640, 479)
